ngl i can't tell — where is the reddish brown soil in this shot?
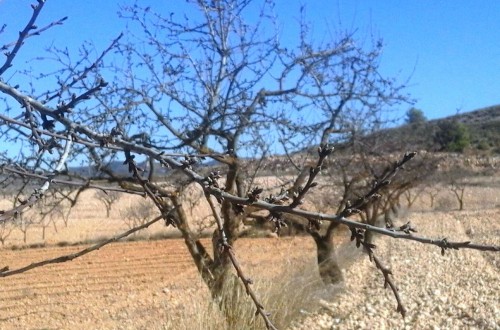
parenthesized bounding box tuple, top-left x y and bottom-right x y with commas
(0, 237, 315, 329)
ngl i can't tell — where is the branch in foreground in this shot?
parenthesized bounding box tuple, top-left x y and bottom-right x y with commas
(152, 149, 497, 252)
(0, 213, 166, 277)
(370, 250, 406, 317)
(205, 194, 277, 330)
(0, 133, 73, 223)
(209, 187, 500, 252)
(349, 227, 406, 317)
(0, 165, 148, 196)
(121, 150, 276, 329)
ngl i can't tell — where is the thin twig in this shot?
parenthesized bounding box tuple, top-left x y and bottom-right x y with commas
(0, 1, 48, 75)
(1, 165, 150, 196)
(0, 16, 67, 53)
(364, 243, 406, 317)
(0, 133, 73, 222)
(0, 112, 231, 158)
(0, 213, 166, 277)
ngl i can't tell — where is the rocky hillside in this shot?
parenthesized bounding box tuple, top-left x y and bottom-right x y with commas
(362, 105, 500, 154)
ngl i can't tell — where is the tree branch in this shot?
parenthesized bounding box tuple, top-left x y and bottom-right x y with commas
(0, 213, 166, 277)
(0, 133, 73, 222)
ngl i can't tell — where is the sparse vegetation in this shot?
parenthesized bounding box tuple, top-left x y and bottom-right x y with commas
(163, 263, 339, 330)
(0, 1, 498, 330)
(121, 198, 157, 232)
(434, 121, 471, 152)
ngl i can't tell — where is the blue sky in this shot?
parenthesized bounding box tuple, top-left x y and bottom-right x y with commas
(1, 0, 499, 121)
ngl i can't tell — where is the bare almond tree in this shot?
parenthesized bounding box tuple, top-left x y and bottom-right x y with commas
(449, 176, 467, 211)
(120, 198, 156, 231)
(0, 2, 498, 329)
(427, 186, 440, 209)
(104, 0, 416, 294)
(95, 189, 121, 218)
(34, 200, 58, 241)
(0, 221, 13, 246)
(15, 214, 33, 244)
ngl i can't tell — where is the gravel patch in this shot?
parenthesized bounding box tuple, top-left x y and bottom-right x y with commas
(292, 208, 500, 330)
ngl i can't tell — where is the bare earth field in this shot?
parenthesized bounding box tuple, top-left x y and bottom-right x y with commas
(0, 179, 499, 329)
(0, 237, 315, 329)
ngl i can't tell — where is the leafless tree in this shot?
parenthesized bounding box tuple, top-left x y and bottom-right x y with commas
(120, 198, 156, 231)
(427, 186, 440, 209)
(15, 213, 33, 244)
(95, 189, 121, 218)
(0, 2, 498, 329)
(0, 221, 14, 246)
(106, 0, 414, 294)
(277, 141, 439, 285)
(450, 180, 466, 211)
(403, 188, 422, 209)
(32, 194, 67, 240)
(441, 162, 473, 212)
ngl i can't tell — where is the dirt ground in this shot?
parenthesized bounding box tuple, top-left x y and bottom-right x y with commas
(0, 177, 499, 329)
(0, 237, 317, 329)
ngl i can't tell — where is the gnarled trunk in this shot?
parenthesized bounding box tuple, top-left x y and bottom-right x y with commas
(311, 232, 343, 285)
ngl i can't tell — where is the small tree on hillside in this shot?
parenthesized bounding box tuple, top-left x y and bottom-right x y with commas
(450, 180, 466, 211)
(444, 165, 470, 211)
(405, 108, 427, 125)
(426, 186, 440, 208)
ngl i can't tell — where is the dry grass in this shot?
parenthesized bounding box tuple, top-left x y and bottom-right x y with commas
(161, 261, 345, 330)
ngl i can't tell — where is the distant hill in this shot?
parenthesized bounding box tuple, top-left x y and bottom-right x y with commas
(448, 105, 500, 152)
(444, 104, 500, 124)
(349, 104, 500, 154)
(70, 160, 171, 179)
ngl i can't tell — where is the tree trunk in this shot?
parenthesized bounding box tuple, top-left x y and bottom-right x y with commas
(364, 229, 375, 245)
(311, 232, 343, 285)
(171, 191, 246, 327)
(170, 195, 215, 288)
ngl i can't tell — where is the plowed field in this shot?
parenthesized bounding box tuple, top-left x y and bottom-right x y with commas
(0, 237, 315, 329)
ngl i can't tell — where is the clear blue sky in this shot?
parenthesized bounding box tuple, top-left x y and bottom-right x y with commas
(1, 0, 499, 120)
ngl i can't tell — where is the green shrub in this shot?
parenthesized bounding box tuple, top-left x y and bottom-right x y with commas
(405, 108, 427, 125)
(434, 121, 470, 152)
